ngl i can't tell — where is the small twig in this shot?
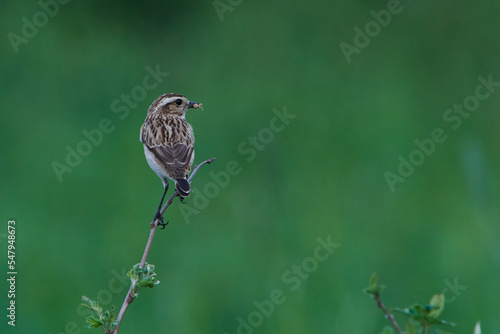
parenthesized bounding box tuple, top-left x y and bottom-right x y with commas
(112, 158, 215, 334)
(374, 292, 402, 334)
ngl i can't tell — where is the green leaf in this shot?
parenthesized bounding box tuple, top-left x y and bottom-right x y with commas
(370, 273, 378, 287)
(393, 305, 455, 327)
(428, 294, 445, 318)
(80, 296, 118, 331)
(85, 315, 103, 328)
(363, 273, 385, 295)
(393, 306, 421, 318)
(414, 304, 425, 314)
(81, 295, 103, 315)
(406, 322, 417, 334)
(364, 286, 380, 295)
(129, 263, 160, 290)
(427, 318, 456, 326)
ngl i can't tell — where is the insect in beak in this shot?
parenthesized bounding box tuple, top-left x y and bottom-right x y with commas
(188, 101, 203, 110)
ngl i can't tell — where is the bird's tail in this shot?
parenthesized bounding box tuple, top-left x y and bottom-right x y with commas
(175, 178, 191, 197)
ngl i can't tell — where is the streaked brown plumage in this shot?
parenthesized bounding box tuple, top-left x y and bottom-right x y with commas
(140, 93, 202, 225)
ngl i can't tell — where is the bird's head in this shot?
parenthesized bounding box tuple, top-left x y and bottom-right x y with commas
(148, 93, 202, 117)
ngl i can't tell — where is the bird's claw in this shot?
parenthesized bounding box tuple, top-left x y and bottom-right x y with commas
(158, 220, 169, 230)
(154, 211, 168, 229)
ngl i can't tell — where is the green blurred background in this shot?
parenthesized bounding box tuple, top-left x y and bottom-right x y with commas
(1, 0, 499, 333)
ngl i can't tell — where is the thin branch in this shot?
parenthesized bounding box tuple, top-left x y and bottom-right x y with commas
(112, 158, 215, 334)
(374, 292, 402, 334)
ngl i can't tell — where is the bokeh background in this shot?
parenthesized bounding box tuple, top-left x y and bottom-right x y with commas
(1, 1, 499, 333)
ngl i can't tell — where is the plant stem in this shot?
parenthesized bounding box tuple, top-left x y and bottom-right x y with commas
(112, 158, 215, 334)
(374, 292, 402, 334)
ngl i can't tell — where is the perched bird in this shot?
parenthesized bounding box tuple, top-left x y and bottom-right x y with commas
(140, 93, 202, 226)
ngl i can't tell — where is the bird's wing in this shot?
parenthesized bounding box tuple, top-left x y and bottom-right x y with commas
(141, 121, 194, 177)
(148, 143, 193, 178)
(149, 142, 193, 165)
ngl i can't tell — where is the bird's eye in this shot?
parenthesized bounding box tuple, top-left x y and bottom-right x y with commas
(175, 99, 183, 106)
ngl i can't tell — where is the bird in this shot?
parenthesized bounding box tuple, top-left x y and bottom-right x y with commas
(140, 93, 202, 227)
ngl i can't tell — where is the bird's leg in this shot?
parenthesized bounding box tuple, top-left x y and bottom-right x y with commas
(154, 182, 168, 228)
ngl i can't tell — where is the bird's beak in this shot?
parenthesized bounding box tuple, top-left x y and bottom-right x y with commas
(187, 101, 203, 110)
